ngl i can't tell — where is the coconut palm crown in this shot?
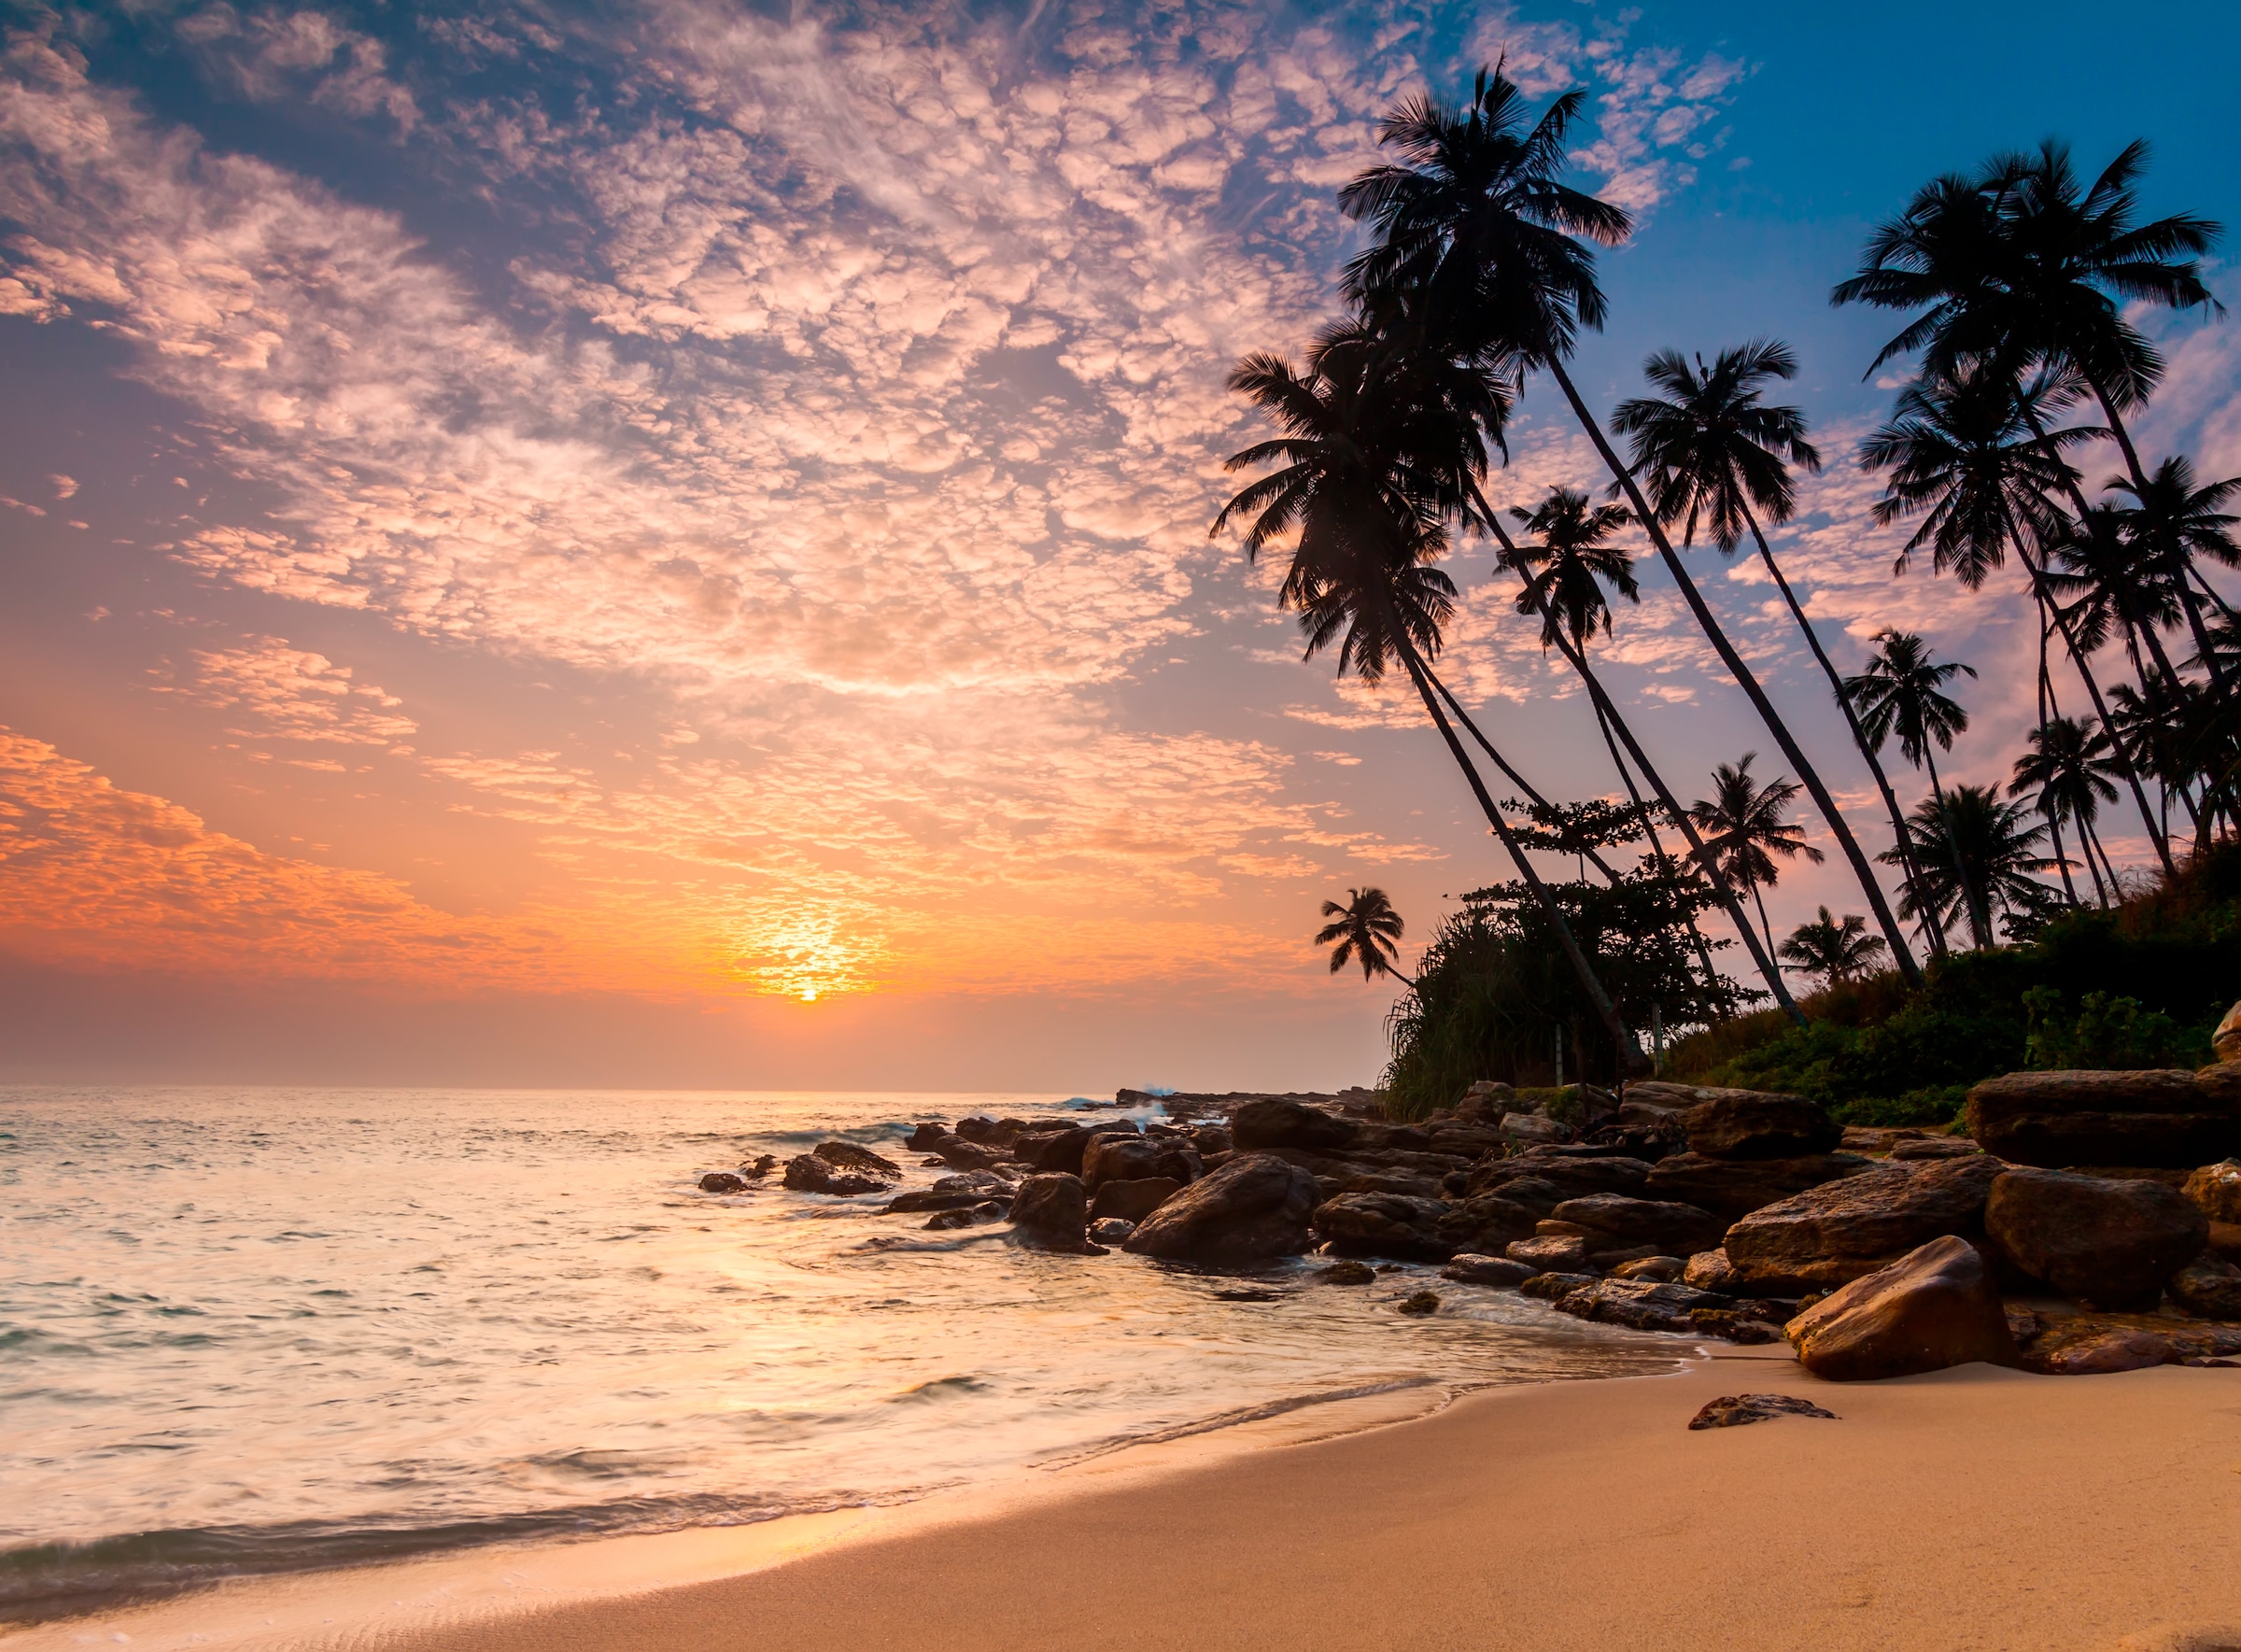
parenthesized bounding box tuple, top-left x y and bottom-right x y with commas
(1317, 887, 1409, 982)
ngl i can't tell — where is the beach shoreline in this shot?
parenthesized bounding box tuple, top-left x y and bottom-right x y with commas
(12, 1345, 2241, 1652)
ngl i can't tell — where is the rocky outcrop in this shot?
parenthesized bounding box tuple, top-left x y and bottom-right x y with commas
(1230, 1097, 1358, 1152)
(1013, 1122, 1138, 1176)
(1499, 1113, 1572, 1146)
(1984, 1166, 2208, 1309)
(1687, 1393, 1839, 1430)
(814, 1140, 902, 1177)
(1081, 1134, 1162, 1192)
(1683, 1249, 1741, 1293)
(953, 1116, 1030, 1147)
(1088, 1217, 1136, 1244)
(2011, 1310, 2241, 1373)
(1643, 1151, 1872, 1221)
(2214, 999, 2241, 1066)
(1317, 1258, 1379, 1285)
(1090, 1176, 1182, 1224)
(1008, 1172, 1102, 1253)
(1682, 1089, 1842, 1160)
(932, 1136, 1009, 1172)
(2167, 1251, 2241, 1320)
(1965, 1068, 2241, 1168)
(886, 1171, 1018, 1215)
(1784, 1235, 2021, 1381)
(2184, 1160, 2241, 1224)
(1506, 1233, 1594, 1273)
(782, 1154, 891, 1196)
(1432, 1193, 1543, 1255)
(1519, 1270, 1597, 1302)
(1552, 1277, 1736, 1334)
(1548, 1193, 1725, 1256)
(904, 1123, 949, 1151)
(1468, 1151, 1653, 1202)
(1887, 1137, 1982, 1162)
(1723, 1156, 2002, 1292)
(1122, 1152, 1320, 1264)
(698, 1171, 746, 1193)
(1311, 1193, 1451, 1260)
(1441, 1254, 1537, 1287)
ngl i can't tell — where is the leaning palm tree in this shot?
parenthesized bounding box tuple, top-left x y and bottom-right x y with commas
(1611, 338, 1936, 951)
(1842, 630, 1979, 945)
(1211, 346, 1649, 1070)
(1688, 755, 1825, 954)
(1834, 140, 2230, 692)
(1777, 907, 1889, 991)
(1318, 888, 1411, 982)
(2008, 716, 2122, 907)
(1338, 64, 1924, 987)
(1882, 785, 2058, 947)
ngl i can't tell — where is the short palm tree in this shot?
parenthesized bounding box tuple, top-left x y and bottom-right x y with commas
(2008, 716, 2122, 906)
(1842, 630, 1979, 946)
(1688, 755, 1825, 953)
(1881, 786, 2057, 947)
(1777, 907, 1889, 991)
(1317, 888, 1411, 982)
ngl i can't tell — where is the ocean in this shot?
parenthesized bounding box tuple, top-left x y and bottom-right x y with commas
(0, 1086, 1684, 1618)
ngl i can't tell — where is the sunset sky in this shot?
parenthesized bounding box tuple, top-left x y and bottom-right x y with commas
(2, 0, 2235, 1090)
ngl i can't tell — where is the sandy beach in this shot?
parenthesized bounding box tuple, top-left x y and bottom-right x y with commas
(14, 1347, 2241, 1652)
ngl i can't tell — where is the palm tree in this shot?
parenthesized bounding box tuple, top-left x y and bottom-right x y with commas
(1778, 907, 1889, 991)
(1688, 755, 1825, 954)
(1211, 347, 1650, 1070)
(1338, 64, 1924, 988)
(1882, 785, 2058, 946)
(1860, 365, 2176, 872)
(1318, 888, 1411, 982)
(2008, 716, 2122, 907)
(1841, 630, 1980, 945)
(1833, 140, 2230, 693)
(1611, 339, 1936, 953)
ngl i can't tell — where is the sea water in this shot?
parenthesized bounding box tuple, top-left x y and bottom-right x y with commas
(0, 1087, 1683, 1617)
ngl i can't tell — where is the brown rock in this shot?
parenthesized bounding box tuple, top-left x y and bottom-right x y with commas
(1441, 1254, 1538, 1287)
(1008, 1173, 1101, 1252)
(1397, 1290, 1441, 1316)
(1432, 1193, 1543, 1256)
(1684, 1249, 1741, 1293)
(1556, 1278, 1735, 1334)
(1310, 1193, 1452, 1261)
(1518, 1271, 1598, 1301)
(1613, 1255, 1685, 1282)
(1682, 1089, 1842, 1161)
(1724, 1156, 2003, 1292)
(1888, 1137, 1983, 1162)
(2167, 1250, 2241, 1320)
(2211, 1221, 2241, 1264)
(1506, 1233, 1594, 1273)
(698, 1171, 746, 1193)
(1643, 1152, 1872, 1221)
(904, 1123, 950, 1151)
(814, 1140, 902, 1178)
(933, 1136, 1009, 1172)
(1550, 1193, 1726, 1255)
(2184, 1160, 2241, 1224)
(1784, 1235, 2021, 1381)
(1468, 1152, 1653, 1202)
(2215, 1000, 2241, 1065)
(782, 1154, 890, 1196)
(2029, 1326, 2176, 1375)
(1090, 1176, 1182, 1224)
(1229, 1097, 1358, 1152)
(1965, 1069, 2241, 1168)
(1080, 1134, 1162, 1192)
(1316, 1258, 1378, 1285)
(1687, 1393, 1839, 1430)
(1984, 1167, 2209, 1309)
(1121, 1152, 1320, 1264)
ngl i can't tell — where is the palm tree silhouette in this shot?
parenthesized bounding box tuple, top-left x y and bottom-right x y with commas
(1777, 907, 1889, 991)
(1688, 755, 1825, 954)
(1881, 786, 2057, 946)
(1317, 888, 1412, 983)
(1843, 632, 1982, 943)
(1338, 64, 1923, 988)
(1612, 339, 1934, 953)
(2008, 716, 2122, 907)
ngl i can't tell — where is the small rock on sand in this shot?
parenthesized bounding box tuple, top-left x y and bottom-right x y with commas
(1687, 1393, 1839, 1431)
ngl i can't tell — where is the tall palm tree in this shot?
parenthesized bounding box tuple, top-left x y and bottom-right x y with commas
(1777, 907, 1889, 991)
(1211, 348, 1650, 1070)
(1860, 365, 2177, 872)
(1841, 630, 1981, 944)
(1833, 140, 2230, 693)
(1882, 786, 2057, 947)
(2008, 716, 2121, 907)
(1688, 755, 1825, 955)
(1318, 888, 1411, 982)
(1338, 64, 1924, 988)
(1610, 339, 1937, 953)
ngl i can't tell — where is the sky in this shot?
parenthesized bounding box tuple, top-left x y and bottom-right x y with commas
(1, 0, 2236, 1091)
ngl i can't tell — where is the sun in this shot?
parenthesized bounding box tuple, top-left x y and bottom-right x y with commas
(798, 986, 819, 1003)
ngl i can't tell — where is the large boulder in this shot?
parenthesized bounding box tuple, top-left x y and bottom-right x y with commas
(932, 1136, 1009, 1172)
(1090, 1176, 1182, 1224)
(1984, 1167, 2210, 1309)
(904, 1122, 950, 1151)
(2214, 999, 2241, 1066)
(1441, 1254, 1537, 1287)
(2184, 1160, 2241, 1224)
(1013, 1122, 1138, 1176)
(1008, 1173, 1100, 1253)
(1783, 1235, 2021, 1381)
(1468, 1152, 1653, 1202)
(1684, 1248, 1741, 1293)
(1643, 1151, 1873, 1221)
(1499, 1112, 1572, 1146)
(1505, 1233, 1594, 1273)
(1965, 1068, 2241, 1168)
(1080, 1134, 1163, 1193)
(1229, 1098, 1358, 1152)
(1548, 1193, 1725, 1256)
(1433, 1193, 1543, 1255)
(782, 1153, 890, 1195)
(1122, 1152, 1320, 1264)
(1683, 1089, 1842, 1161)
(1553, 1277, 1735, 1334)
(886, 1172, 1014, 1214)
(1723, 1156, 2004, 1293)
(814, 1139, 902, 1177)
(2167, 1251, 2241, 1320)
(1311, 1193, 1452, 1260)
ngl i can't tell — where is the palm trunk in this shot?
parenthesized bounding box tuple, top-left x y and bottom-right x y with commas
(1740, 503, 1945, 958)
(1750, 879, 1775, 959)
(1544, 358, 1925, 990)
(1392, 637, 1649, 1074)
(2044, 808, 2079, 906)
(2082, 813, 2120, 902)
(2087, 380, 2233, 698)
(2079, 812, 2111, 907)
(1920, 747, 1986, 948)
(1426, 673, 1624, 882)
(1593, 685, 1731, 1012)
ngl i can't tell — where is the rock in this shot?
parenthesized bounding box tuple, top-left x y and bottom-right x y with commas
(1687, 1393, 1839, 1431)
(1191, 1124, 1233, 1155)
(1683, 1090, 1842, 1161)
(1590, 1244, 1667, 1269)
(1089, 1218, 1136, 1244)
(2168, 1251, 2241, 1320)
(1441, 1254, 1537, 1287)
(1090, 1176, 1182, 1224)
(1469, 1153, 1653, 1202)
(2014, 1310, 2241, 1373)
(782, 1154, 890, 1196)
(1432, 1193, 1543, 1255)
(1506, 1234, 1594, 1273)
(1518, 1271, 1598, 1302)
(885, 1186, 1010, 1214)
(2211, 1221, 2241, 1264)
(904, 1123, 949, 1151)
(1311, 1193, 1452, 1261)
(1840, 1126, 1938, 1155)
(742, 1154, 778, 1179)
(1683, 1249, 1741, 1293)
(2032, 1326, 2176, 1374)
(1151, 1145, 1205, 1185)
(1723, 1156, 2004, 1292)
(1012, 1123, 1124, 1176)
(1317, 1258, 1379, 1285)
(2184, 1161, 2241, 1224)
(814, 1140, 902, 1178)
(1688, 1310, 1783, 1344)
(1614, 1255, 1685, 1282)
(954, 1115, 1028, 1146)
(1229, 1097, 1358, 1151)
(1618, 1081, 1708, 1114)
(1985, 1167, 2209, 1309)
(2216, 999, 2241, 1065)
(1643, 1151, 1872, 1221)
(1500, 1111, 1572, 1145)
(1008, 1173, 1099, 1252)
(1397, 1290, 1440, 1315)
(1463, 1175, 1564, 1215)
(1965, 1069, 2241, 1168)
(933, 1136, 1009, 1172)
(1888, 1137, 1982, 1162)
(1556, 1277, 1735, 1333)
(1121, 1152, 1321, 1264)
(1784, 1235, 2022, 1381)
(1081, 1134, 1163, 1192)
(925, 1207, 979, 1230)
(698, 1171, 747, 1193)
(1424, 1124, 1512, 1159)
(1550, 1193, 1725, 1255)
